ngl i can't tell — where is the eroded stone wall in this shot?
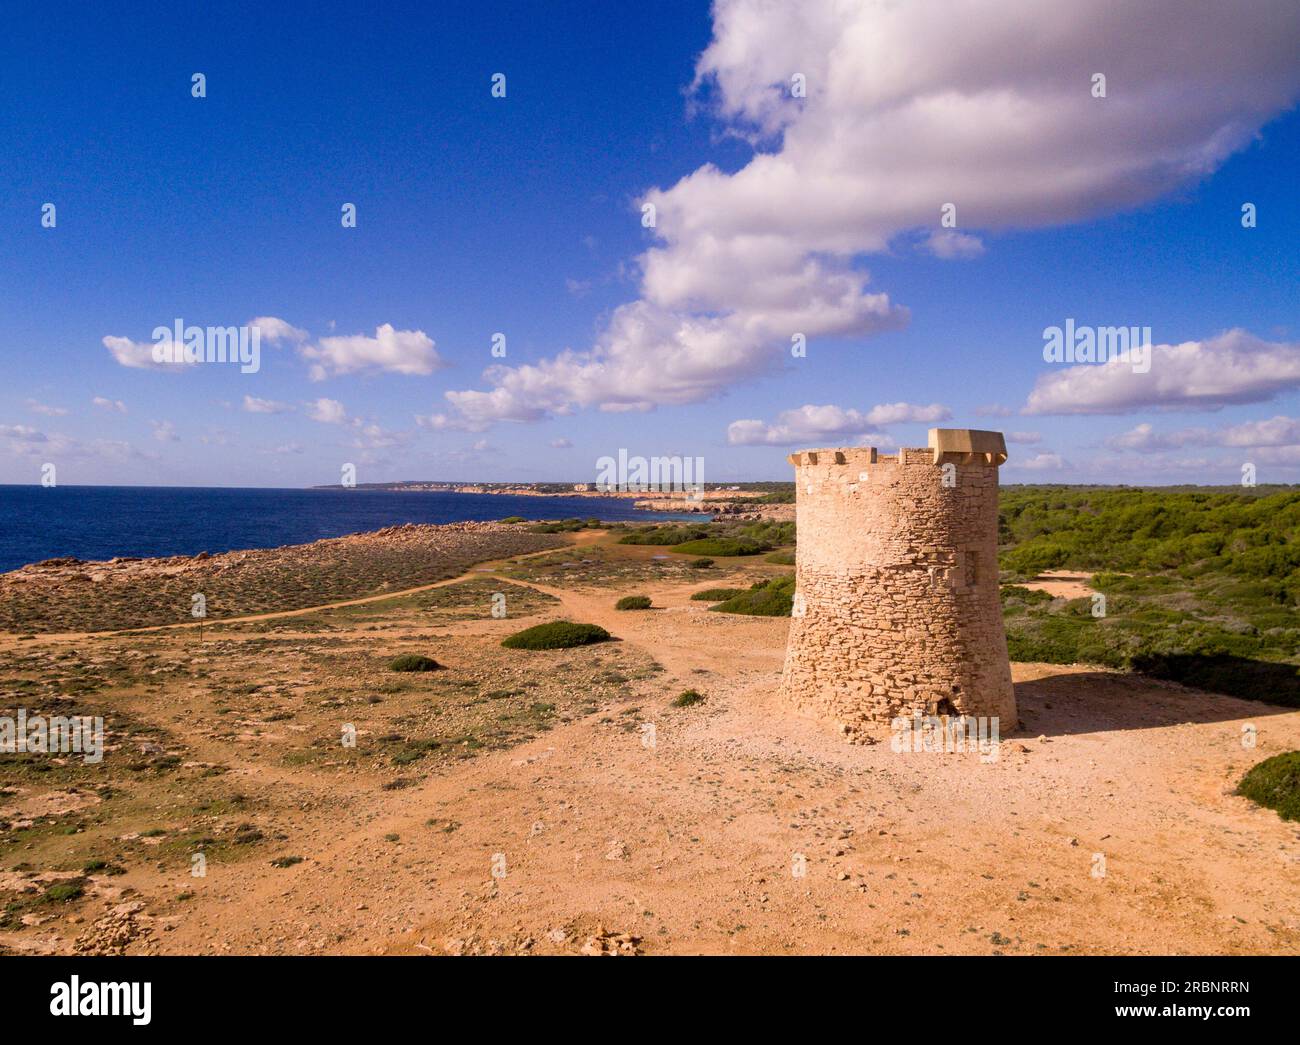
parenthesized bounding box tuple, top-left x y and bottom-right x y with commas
(779, 446, 1016, 739)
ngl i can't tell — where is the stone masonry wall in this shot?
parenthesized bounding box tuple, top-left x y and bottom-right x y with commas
(779, 445, 1016, 739)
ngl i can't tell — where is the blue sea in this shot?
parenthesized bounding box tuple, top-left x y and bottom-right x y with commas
(0, 486, 706, 573)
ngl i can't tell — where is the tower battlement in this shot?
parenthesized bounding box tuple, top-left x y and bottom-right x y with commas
(779, 429, 1016, 740)
(787, 429, 1008, 471)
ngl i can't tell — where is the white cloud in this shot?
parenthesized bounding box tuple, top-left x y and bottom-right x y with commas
(0, 424, 46, 443)
(1006, 431, 1042, 445)
(306, 398, 348, 424)
(1107, 416, 1300, 452)
(150, 420, 179, 442)
(26, 399, 67, 417)
(1005, 451, 1067, 472)
(242, 395, 293, 415)
(728, 402, 950, 446)
(1025, 330, 1300, 415)
(864, 401, 952, 425)
(728, 404, 877, 446)
(550, 437, 574, 448)
(92, 397, 127, 414)
(249, 316, 309, 345)
(431, 0, 1300, 429)
(920, 230, 985, 260)
(301, 323, 444, 380)
(103, 335, 191, 371)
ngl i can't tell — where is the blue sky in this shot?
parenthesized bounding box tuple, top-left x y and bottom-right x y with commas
(2, 0, 1299, 487)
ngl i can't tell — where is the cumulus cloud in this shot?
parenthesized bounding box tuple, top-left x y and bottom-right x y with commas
(26, 399, 67, 417)
(727, 405, 866, 446)
(1007, 431, 1042, 445)
(1024, 330, 1300, 415)
(920, 230, 985, 260)
(0, 423, 46, 443)
(103, 335, 191, 371)
(306, 398, 348, 424)
(242, 395, 293, 415)
(430, 0, 1300, 430)
(1, 424, 149, 462)
(301, 323, 444, 381)
(1005, 451, 1068, 472)
(1106, 416, 1300, 452)
(728, 402, 950, 446)
(249, 316, 309, 345)
(92, 397, 127, 413)
(864, 402, 952, 425)
(150, 420, 179, 442)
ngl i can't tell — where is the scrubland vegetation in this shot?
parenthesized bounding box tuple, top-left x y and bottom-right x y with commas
(997, 486, 1300, 704)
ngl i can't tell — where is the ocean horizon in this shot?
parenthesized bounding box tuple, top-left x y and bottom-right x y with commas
(0, 484, 706, 573)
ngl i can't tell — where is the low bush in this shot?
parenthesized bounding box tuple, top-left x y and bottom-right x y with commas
(672, 689, 705, 707)
(501, 621, 612, 650)
(619, 525, 710, 546)
(710, 575, 795, 616)
(1236, 752, 1300, 821)
(764, 550, 795, 565)
(615, 595, 652, 610)
(690, 588, 745, 602)
(688, 558, 714, 569)
(673, 537, 766, 557)
(387, 654, 442, 672)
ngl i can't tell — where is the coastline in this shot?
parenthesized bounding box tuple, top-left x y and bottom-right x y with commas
(0, 521, 568, 635)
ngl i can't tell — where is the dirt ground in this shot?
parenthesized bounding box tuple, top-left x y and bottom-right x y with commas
(2, 531, 1298, 956)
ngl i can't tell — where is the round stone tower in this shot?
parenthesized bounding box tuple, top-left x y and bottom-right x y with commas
(779, 428, 1016, 739)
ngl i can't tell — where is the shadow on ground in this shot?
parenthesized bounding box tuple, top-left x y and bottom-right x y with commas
(1014, 664, 1299, 738)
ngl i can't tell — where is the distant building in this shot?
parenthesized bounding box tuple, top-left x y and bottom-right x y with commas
(573, 483, 590, 491)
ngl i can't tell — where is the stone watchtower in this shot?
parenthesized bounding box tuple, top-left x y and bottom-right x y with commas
(779, 429, 1016, 739)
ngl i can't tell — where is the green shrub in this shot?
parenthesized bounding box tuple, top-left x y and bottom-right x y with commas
(1236, 752, 1300, 821)
(618, 525, 709, 546)
(711, 575, 795, 616)
(501, 621, 612, 650)
(388, 654, 442, 672)
(672, 689, 705, 707)
(674, 537, 765, 557)
(531, 518, 597, 533)
(500, 516, 526, 524)
(688, 558, 714, 569)
(690, 588, 745, 602)
(765, 550, 795, 565)
(615, 595, 652, 610)
(43, 880, 86, 904)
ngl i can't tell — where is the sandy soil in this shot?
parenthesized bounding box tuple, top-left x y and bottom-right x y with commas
(1022, 570, 1098, 600)
(2, 533, 1298, 956)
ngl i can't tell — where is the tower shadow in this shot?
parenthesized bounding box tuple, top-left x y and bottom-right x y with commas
(1011, 663, 1300, 738)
